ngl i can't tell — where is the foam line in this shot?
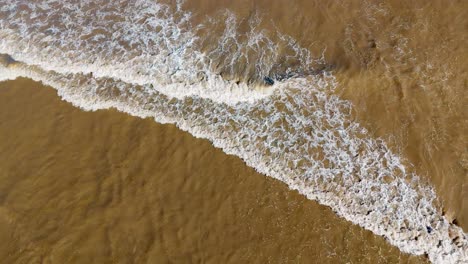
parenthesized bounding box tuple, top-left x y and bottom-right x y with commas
(0, 61, 466, 263)
(0, 0, 467, 262)
(0, 0, 318, 104)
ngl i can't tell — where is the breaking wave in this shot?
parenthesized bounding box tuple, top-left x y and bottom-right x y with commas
(0, 1, 466, 263)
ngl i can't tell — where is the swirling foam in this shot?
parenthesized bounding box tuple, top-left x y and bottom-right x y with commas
(0, 1, 466, 263)
(0, 0, 319, 104)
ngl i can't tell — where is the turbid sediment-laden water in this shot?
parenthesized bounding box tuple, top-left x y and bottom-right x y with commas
(0, 1, 466, 263)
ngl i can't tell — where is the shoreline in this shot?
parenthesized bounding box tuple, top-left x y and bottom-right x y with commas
(0, 78, 426, 263)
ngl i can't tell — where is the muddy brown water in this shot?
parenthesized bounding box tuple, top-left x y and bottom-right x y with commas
(0, 0, 466, 263)
(0, 79, 427, 263)
(181, 0, 468, 230)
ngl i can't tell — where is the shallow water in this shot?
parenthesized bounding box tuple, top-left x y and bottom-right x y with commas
(0, 79, 427, 263)
(0, 0, 466, 263)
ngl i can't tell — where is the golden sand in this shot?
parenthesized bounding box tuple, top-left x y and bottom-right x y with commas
(0, 79, 426, 263)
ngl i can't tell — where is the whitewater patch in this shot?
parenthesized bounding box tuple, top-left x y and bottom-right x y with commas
(0, 0, 318, 104)
(0, 0, 467, 263)
(0, 59, 466, 263)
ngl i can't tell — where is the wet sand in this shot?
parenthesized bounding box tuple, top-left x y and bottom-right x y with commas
(0, 78, 427, 263)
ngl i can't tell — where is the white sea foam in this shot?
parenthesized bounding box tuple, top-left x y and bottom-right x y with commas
(0, 1, 467, 263)
(0, 0, 318, 104)
(1, 60, 466, 263)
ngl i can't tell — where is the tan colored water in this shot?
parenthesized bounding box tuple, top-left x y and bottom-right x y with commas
(182, 0, 468, 230)
(0, 79, 427, 263)
(0, 0, 466, 262)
